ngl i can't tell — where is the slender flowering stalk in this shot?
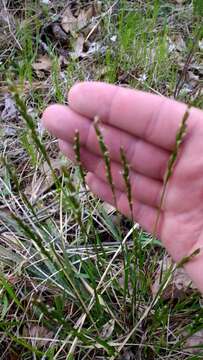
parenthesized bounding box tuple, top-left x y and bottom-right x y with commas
(164, 106, 190, 184)
(94, 116, 117, 207)
(120, 147, 133, 219)
(153, 106, 190, 237)
(120, 148, 139, 321)
(177, 247, 200, 268)
(73, 130, 86, 189)
(61, 165, 83, 230)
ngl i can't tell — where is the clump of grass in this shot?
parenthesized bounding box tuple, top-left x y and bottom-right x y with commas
(1, 1, 203, 359)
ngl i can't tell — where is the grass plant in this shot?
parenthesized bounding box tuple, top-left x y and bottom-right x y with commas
(0, 1, 203, 359)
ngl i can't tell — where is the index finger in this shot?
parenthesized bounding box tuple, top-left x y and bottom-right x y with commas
(68, 82, 197, 150)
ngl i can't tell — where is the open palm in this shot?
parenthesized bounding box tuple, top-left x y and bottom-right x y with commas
(43, 82, 203, 292)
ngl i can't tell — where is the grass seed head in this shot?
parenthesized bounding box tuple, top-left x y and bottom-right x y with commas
(73, 129, 86, 189)
(120, 146, 133, 217)
(94, 116, 117, 207)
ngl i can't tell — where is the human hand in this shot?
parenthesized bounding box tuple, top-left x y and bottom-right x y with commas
(42, 82, 203, 293)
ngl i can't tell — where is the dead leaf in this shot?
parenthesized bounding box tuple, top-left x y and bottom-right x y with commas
(61, 6, 94, 36)
(25, 158, 70, 203)
(169, 34, 186, 52)
(61, 7, 78, 34)
(1, 94, 17, 121)
(51, 22, 68, 42)
(22, 325, 54, 348)
(32, 55, 52, 72)
(93, 1, 102, 15)
(151, 255, 197, 300)
(184, 330, 203, 354)
(77, 8, 93, 31)
(70, 34, 85, 59)
(101, 319, 115, 339)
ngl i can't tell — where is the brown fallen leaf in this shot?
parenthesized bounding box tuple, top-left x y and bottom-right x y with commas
(70, 34, 85, 59)
(25, 158, 70, 203)
(32, 55, 52, 72)
(77, 7, 93, 31)
(170, 34, 186, 52)
(61, 7, 78, 34)
(93, 1, 102, 16)
(184, 330, 203, 354)
(51, 22, 68, 42)
(151, 255, 197, 300)
(22, 325, 54, 348)
(61, 5, 95, 36)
